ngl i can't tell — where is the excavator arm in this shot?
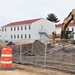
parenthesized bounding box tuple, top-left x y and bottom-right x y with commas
(60, 9, 75, 39)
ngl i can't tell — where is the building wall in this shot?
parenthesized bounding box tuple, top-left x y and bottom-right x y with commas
(31, 18, 56, 40)
(1, 24, 31, 42)
(55, 27, 61, 34)
(1, 19, 56, 42)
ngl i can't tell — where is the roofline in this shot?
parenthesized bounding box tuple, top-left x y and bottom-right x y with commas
(56, 22, 75, 28)
(2, 18, 43, 28)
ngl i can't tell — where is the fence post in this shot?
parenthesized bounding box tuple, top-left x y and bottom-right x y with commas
(31, 42, 33, 64)
(20, 44, 22, 63)
(44, 41, 47, 67)
(60, 39, 63, 69)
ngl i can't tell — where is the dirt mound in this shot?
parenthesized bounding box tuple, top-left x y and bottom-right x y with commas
(12, 40, 45, 55)
(6, 41, 15, 46)
(32, 40, 45, 55)
(47, 43, 75, 59)
(9, 40, 75, 61)
(11, 40, 45, 61)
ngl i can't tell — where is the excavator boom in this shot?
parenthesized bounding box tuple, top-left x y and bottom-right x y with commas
(60, 9, 75, 39)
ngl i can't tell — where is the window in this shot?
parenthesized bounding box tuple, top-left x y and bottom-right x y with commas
(11, 35, 13, 39)
(11, 27, 12, 31)
(25, 26, 26, 30)
(25, 34, 26, 38)
(72, 27, 74, 31)
(29, 34, 31, 38)
(5, 28, 6, 31)
(21, 26, 23, 30)
(17, 27, 19, 30)
(14, 35, 16, 39)
(2, 28, 4, 32)
(14, 27, 16, 31)
(29, 25, 31, 30)
(17, 35, 19, 39)
(21, 34, 23, 38)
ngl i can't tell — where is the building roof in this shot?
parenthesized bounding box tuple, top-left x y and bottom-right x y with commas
(3, 18, 42, 27)
(56, 22, 75, 28)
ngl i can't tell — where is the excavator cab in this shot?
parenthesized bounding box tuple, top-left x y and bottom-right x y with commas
(65, 28, 74, 39)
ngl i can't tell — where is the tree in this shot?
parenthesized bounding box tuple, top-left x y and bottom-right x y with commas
(47, 13, 60, 23)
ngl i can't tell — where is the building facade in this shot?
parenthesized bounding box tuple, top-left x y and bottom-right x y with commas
(1, 18, 56, 42)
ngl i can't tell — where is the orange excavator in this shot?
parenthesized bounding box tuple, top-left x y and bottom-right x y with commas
(60, 9, 75, 39)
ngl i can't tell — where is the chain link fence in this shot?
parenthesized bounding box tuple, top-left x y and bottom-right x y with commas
(0, 39, 75, 72)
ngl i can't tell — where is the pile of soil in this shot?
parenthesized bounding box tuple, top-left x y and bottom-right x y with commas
(6, 41, 15, 46)
(4, 40, 75, 61)
(11, 40, 45, 61)
(12, 40, 45, 54)
(47, 43, 75, 59)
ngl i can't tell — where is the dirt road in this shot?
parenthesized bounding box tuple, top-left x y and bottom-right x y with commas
(0, 70, 36, 75)
(0, 63, 75, 75)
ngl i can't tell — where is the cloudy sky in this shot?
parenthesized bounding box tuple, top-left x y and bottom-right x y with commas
(0, 0, 75, 26)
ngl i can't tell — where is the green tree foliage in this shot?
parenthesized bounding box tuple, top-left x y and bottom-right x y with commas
(47, 13, 60, 23)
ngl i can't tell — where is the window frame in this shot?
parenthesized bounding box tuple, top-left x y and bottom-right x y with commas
(29, 34, 31, 38)
(11, 27, 12, 31)
(17, 35, 19, 39)
(25, 34, 26, 38)
(25, 26, 26, 30)
(14, 27, 16, 31)
(29, 25, 31, 30)
(11, 35, 13, 39)
(21, 26, 23, 30)
(21, 34, 23, 38)
(14, 35, 16, 39)
(17, 27, 19, 30)
(5, 28, 6, 31)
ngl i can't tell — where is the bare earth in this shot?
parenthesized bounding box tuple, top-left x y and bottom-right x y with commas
(0, 63, 75, 75)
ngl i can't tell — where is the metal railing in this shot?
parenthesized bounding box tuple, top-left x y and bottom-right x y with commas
(39, 29, 50, 38)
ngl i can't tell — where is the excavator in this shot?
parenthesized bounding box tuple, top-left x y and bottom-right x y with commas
(60, 9, 75, 39)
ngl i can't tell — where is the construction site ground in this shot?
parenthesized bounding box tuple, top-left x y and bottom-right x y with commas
(0, 63, 75, 75)
(0, 40, 75, 75)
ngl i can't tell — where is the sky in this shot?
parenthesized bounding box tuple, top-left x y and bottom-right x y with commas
(0, 0, 75, 26)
